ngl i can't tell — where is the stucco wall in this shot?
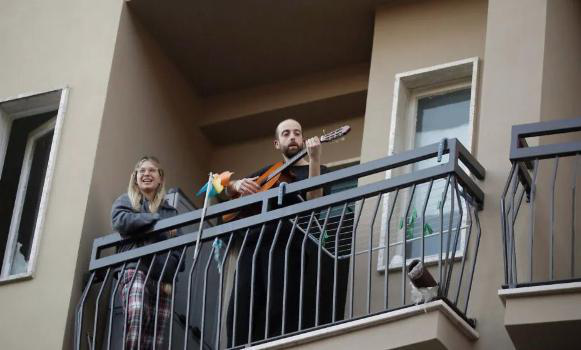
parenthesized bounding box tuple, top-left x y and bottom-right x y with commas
(0, 1, 124, 349)
(361, 0, 488, 166)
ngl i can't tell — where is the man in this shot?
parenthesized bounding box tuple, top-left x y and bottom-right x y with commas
(224, 119, 329, 347)
(225, 118, 324, 200)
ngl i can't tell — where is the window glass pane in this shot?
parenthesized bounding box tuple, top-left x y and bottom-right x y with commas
(406, 88, 471, 258)
(414, 88, 471, 168)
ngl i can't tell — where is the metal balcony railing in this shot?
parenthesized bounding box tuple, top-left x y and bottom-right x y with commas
(75, 138, 485, 350)
(501, 117, 581, 288)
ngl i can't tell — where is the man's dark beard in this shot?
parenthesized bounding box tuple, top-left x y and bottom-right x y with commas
(282, 143, 303, 158)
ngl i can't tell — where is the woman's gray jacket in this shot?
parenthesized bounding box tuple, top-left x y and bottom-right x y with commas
(111, 193, 181, 283)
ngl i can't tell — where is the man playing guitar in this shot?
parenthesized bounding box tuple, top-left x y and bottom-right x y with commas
(224, 118, 332, 347)
(225, 118, 325, 200)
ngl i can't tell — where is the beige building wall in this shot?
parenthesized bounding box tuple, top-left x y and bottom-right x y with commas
(356, 0, 489, 335)
(538, 0, 581, 280)
(466, 0, 579, 349)
(361, 0, 488, 167)
(0, 1, 125, 349)
(356, 0, 579, 349)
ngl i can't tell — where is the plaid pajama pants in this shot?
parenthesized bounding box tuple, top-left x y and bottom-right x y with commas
(120, 269, 172, 350)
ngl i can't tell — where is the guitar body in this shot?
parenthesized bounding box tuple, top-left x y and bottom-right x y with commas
(222, 162, 295, 222)
(222, 125, 351, 222)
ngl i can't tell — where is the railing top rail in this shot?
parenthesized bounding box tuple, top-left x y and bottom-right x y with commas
(89, 138, 485, 271)
(510, 117, 581, 162)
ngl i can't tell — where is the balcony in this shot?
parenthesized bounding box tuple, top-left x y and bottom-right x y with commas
(499, 118, 581, 349)
(75, 138, 485, 350)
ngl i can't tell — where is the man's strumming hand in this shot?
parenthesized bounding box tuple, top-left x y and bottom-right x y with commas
(229, 176, 260, 196)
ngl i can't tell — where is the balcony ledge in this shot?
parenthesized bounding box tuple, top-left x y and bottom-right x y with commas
(251, 300, 478, 350)
(498, 281, 581, 350)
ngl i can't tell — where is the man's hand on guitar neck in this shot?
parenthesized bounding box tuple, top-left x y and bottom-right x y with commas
(306, 136, 323, 200)
(305, 136, 322, 163)
(227, 176, 260, 197)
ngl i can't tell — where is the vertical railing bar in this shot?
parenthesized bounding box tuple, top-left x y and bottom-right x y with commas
(106, 263, 126, 350)
(510, 187, 526, 284)
(299, 211, 317, 331)
(215, 234, 233, 350)
(316, 208, 332, 326)
(368, 194, 383, 314)
(464, 207, 481, 315)
(455, 197, 473, 305)
(122, 259, 141, 350)
(500, 164, 517, 286)
(248, 224, 267, 345)
(282, 216, 299, 334)
(509, 165, 519, 287)
(265, 220, 283, 338)
(168, 246, 188, 350)
(571, 154, 579, 277)
(443, 178, 456, 296)
(385, 189, 399, 310)
(444, 181, 464, 299)
(152, 251, 172, 349)
(402, 185, 416, 306)
(421, 180, 434, 264)
(91, 267, 111, 350)
(439, 175, 451, 293)
(137, 254, 157, 350)
(349, 198, 365, 319)
(550, 156, 559, 281)
(75, 271, 95, 350)
(511, 188, 527, 222)
(527, 159, 539, 282)
(332, 203, 348, 323)
(232, 228, 250, 346)
(200, 244, 216, 350)
(185, 239, 205, 350)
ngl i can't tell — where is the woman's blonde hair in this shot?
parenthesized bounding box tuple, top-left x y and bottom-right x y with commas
(128, 156, 166, 213)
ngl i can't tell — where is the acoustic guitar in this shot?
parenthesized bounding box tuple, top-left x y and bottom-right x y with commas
(223, 125, 351, 222)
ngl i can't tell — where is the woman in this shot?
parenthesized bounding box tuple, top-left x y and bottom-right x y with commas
(112, 156, 180, 350)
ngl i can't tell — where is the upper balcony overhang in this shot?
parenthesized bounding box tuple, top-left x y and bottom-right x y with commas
(251, 300, 478, 350)
(126, 0, 392, 97)
(498, 282, 581, 350)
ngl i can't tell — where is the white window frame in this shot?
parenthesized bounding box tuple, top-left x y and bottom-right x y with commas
(0, 110, 12, 181)
(378, 58, 479, 272)
(0, 88, 69, 283)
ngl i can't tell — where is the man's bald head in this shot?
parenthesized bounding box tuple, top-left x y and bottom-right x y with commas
(275, 118, 302, 140)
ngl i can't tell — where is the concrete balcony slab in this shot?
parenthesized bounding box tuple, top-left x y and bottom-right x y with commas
(499, 281, 581, 350)
(250, 300, 478, 350)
